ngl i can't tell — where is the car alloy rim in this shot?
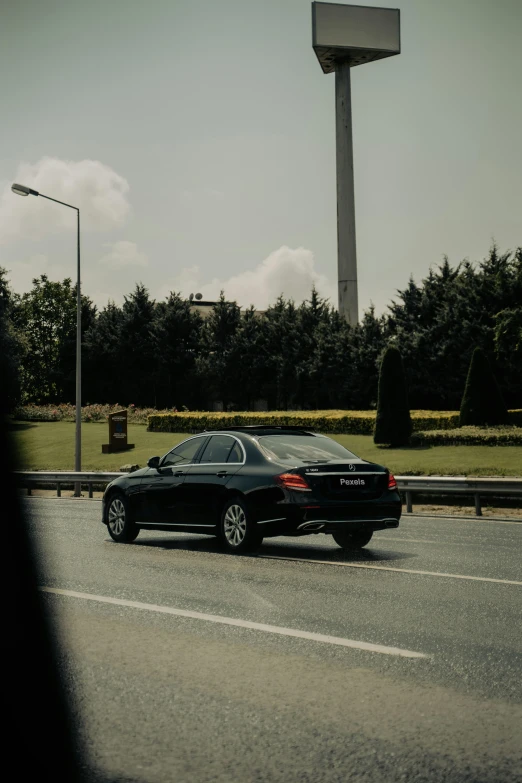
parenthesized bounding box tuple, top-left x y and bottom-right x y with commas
(223, 504, 247, 547)
(108, 498, 125, 535)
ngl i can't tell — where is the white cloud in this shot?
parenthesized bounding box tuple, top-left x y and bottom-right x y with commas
(161, 246, 336, 309)
(0, 157, 130, 243)
(98, 240, 148, 269)
(4, 253, 72, 293)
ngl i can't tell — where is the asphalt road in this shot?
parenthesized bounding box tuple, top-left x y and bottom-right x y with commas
(27, 498, 521, 783)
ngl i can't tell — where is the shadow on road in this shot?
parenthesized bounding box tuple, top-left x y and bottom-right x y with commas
(260, 541, 417, 564)
(131, 534, 417, 564)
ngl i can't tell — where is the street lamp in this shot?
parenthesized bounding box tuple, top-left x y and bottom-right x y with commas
(12, 183, 82, 492)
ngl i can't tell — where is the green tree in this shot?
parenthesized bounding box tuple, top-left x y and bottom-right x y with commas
(15, 275, 95, 403)
(293, 288, 333, 408)
(118, 284, 156, 406)
(260, 296, 301, 409)
(385, 246, 522, 409)
(150, 292, 202, 408)
(7, 242, 521, 412)
(304, 307, 352, 409)
(224, 306, 271, 410)
(459, 347, 509, 426)
(349, 306, 387, 409)
(374, 346, 412, 446)
(84, 301, 125, 404)
(494, 308, 522, 363)
(0, 268, 25, 411)
(196, 292, 242, 407)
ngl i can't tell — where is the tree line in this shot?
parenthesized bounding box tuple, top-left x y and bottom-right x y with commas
(1, 244, 520, 413)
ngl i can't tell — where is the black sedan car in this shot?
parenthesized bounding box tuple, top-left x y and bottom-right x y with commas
(102, 426, 401, 553)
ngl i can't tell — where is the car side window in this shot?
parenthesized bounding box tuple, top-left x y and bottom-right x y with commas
(227, 441, 243, 464)
(199, 435, 238, 464)
(162, 438, 204, 467)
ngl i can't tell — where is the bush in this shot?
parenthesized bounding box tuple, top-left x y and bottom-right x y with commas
(374, 347, 412, 446)
(11, 403, 177, 425)
(411, 426, 522, 446)
(12, 404, 521, 434)
(148, 410, 377, 434)
(12, 404, 62, 422)
(460, 347, 509, 426)
(147, 409, 475, 434)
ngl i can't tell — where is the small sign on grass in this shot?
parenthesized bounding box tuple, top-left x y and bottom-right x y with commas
(102, 410, 135, 454)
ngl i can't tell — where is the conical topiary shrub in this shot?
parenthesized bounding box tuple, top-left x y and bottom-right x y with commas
(374, 346, 412, 446)
(459, 347, 509, 426)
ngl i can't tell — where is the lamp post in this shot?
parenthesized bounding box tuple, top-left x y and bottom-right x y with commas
(12, 183, 82, 494)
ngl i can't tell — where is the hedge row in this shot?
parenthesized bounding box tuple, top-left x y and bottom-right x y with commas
(11, 403, 176, 424)
(12, 405, 521, 435)
(147, 410, 522, 435)
(411, 426, 522, 447)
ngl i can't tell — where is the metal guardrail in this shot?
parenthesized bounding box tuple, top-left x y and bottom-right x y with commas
(396, 476, 522, 516)
(15, 471, 522, 516)
(15, 471, 123, 499)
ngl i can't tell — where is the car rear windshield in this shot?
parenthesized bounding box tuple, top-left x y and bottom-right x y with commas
(257, 434, 357, 465)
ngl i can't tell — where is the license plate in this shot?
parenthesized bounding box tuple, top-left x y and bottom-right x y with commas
(332, 476, 368, 490)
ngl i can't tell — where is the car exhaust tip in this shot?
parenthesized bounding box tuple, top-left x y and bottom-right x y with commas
(297, 521, 326, 532)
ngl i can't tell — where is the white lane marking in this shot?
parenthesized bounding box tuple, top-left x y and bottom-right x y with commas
(259, 556, 522, 585)
(40, 587, 428, 659)
(371, 537, 457, 545)
(378, 536, 494, 545)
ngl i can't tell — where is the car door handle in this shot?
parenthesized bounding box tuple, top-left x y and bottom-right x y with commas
(173, 470, 185, 477)
(216, 471, 228, 478)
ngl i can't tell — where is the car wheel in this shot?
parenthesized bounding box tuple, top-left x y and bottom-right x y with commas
(219, 497, 262, 554)
(332, 529, 373, 549)
(107, 493, 140, 543)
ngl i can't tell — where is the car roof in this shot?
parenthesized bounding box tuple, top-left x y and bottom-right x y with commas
(203, 426, 317, 437)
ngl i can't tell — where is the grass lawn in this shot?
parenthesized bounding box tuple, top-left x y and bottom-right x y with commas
(9, 421, 521, 476)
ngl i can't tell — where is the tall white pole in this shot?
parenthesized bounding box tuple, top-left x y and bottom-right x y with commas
(335, 60, 358, 326)
(74, 208, 81, 496)
(10, 185, 83, 490)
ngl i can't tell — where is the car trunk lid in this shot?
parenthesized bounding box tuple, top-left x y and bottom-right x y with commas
(296, 461, 388, 501)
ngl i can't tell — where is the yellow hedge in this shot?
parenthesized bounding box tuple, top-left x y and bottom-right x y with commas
(148, 409, 522, 434)
(412, 426, 522, 446)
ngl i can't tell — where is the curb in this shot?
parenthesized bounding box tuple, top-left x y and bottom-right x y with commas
(405, 512, 521, 523)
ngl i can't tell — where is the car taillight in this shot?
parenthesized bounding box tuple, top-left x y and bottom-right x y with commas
(388, 472, 397, 490)
(275, 473, 311, 491)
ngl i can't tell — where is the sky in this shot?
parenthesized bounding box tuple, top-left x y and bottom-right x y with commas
(1, 0, 521, 316)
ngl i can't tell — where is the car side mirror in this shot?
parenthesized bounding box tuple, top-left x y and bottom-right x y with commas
(147, 456, 160, 469)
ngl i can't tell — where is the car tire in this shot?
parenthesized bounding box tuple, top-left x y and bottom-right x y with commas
(219, 497, 263, 554)
(332, 529, 373, 549)
(106, 492, 140, 543)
